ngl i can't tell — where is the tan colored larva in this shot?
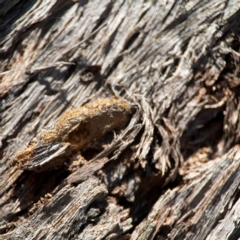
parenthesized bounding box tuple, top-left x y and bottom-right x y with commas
(13, 97, 132, 171)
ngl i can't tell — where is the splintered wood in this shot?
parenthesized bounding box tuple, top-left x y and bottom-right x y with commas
(14, 97, 132, 171)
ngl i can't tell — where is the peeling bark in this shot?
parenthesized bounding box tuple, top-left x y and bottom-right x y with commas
(0, 0, 240, 239)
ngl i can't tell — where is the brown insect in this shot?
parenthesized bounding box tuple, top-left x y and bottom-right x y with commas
(13, 97, 132, 171)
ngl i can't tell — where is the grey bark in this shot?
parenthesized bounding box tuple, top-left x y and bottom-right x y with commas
(0, 0, 240, 239)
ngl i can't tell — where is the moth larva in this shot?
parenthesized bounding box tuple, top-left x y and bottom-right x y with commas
(14, 97, 132, 171)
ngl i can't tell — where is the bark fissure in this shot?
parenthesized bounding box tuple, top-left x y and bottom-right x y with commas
(0, 0, 239, 239)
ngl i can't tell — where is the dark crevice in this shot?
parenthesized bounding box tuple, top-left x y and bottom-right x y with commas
(0, 0, 36, 42)
(180, 110, 224, 160)
(3, 168, 70, 222)
(102, 28, 119, 56)
(123, 30, 140, 51)
(92, 1, 113, 33)
(104, 55, 123, 79)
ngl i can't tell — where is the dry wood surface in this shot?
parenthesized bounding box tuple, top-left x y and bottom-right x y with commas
(0, 0, 240, 239)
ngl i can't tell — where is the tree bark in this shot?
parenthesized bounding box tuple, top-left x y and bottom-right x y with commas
(0, 0, 240, 239)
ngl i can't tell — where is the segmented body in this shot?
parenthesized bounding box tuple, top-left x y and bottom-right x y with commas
(14, 97, 132, 171)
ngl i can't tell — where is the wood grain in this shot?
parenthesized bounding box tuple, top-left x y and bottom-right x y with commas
(0, 0, 239, 239)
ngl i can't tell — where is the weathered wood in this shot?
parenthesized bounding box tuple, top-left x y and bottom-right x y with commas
(0, 0, 240, 239)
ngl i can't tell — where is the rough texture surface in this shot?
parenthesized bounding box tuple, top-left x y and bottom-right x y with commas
(0, 0, 240, 239)
(13, 97, 132, 171)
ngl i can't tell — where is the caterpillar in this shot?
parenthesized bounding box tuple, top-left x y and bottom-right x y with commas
(13, 97, 132, 171)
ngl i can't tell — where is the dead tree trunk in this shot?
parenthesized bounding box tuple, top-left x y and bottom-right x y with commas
(0, 0, 240, 239)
